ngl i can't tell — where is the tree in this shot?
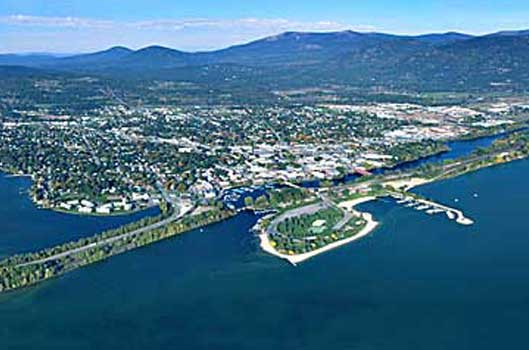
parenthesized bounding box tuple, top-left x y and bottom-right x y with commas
(159, 200, 170, 214)
(177, 183, 187, 193)
(321, 180, 333, 188)
(254, 195, 269, 209)
(244, 196, 254, 208)
(371, 183, 384, 192)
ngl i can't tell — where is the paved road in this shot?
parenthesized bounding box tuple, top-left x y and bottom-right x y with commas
(332, 149, 509, 193)
(20, 148, 508, 268)
(18, 206, 193, 267)
(332, 210, 354, 231)
(319, 194, 355, 231)
(82, 134, 101, 167)
(266, 203, 328, 237)
(266, 191, 356, 237)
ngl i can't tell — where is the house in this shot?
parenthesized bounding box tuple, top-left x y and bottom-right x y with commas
(59, 202, 72, 210)
(132, 193, 150, 202)
(81, 200, 95, 208)
(78, 206, 93, 214)
(96, 204, 113, 214)
(310, 219, 327, 234)
(312, 219, 326, 228)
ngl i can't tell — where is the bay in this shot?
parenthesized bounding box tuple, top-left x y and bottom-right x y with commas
(0, 173, 160, 258)
(1, 158, 529, 349)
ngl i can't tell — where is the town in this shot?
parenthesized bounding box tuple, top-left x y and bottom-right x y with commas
(0, 100, 524, 216)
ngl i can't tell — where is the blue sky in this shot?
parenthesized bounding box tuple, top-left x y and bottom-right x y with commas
(1, 0, 529, 53)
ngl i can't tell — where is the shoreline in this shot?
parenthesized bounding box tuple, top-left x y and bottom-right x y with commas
(384, 177, 432, 191)
(0, 170, 159, 218)
(257, 174, 461, 265)
(51, 204, 159, 218)
(259, 196, 379, 265)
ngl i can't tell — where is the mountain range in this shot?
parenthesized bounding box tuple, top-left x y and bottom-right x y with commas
(1, 29, 529, 92)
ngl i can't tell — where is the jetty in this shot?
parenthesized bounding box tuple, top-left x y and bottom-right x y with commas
(389, 193, 474, 225)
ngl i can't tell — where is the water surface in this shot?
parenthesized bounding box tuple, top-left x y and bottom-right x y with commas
(1, 159, 529, 349)
(0, 173, 159, 258)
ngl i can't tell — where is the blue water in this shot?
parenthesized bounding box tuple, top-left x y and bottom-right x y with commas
(340, 132, 509, 185)
(2, 158, 529, 349)
(378, 132, 506, 172)
(2, 135, 529, 349)
(0, 173, 160, 258)
(225, 132, 508, 203)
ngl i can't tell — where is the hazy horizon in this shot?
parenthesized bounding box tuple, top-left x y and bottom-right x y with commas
(3, 0, 529, 54)
(3, 26, 529, 55)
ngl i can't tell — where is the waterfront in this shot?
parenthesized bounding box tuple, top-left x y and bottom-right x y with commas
(0, 173, 160, 259)
(2, 156, 529, 348)
(225, 131, 514, 204)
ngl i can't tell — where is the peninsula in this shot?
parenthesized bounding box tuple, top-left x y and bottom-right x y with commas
(2, 120, 529, 291)
(2, 65, 529, 294)
(254, 129, 528, 264)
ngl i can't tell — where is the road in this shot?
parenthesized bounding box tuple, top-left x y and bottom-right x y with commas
(266, 192, 355, 237)
(82, 133, 101, 167)
(332, 210, 354, 231)
(19, 146, 513, 268)
(18, 205, 194, 267)
(264, 150, 505, 237)
(332, 148, 512, 193)
(266, 203, 328, 237)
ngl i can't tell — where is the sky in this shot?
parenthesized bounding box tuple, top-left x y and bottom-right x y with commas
(1, 0, 529, 53)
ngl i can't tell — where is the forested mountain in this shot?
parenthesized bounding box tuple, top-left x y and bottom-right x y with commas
(1, 29, 528, 92)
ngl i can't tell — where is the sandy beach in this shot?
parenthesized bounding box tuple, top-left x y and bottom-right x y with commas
(338, 196, 377, 213)
(383, 177, 430, 191)
(259, 196, 379, 265)
(384, 177, 474, 225)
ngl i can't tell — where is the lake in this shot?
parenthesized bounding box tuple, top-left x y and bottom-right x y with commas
(0, 173, 160, 258)
(1, 155, 529, 348)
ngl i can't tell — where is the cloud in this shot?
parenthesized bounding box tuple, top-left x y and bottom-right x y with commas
(0, 15, 114, 29)
(132, 18, 350, 31)
(0, 14, 373, 33)
(0, 15, 377, 53)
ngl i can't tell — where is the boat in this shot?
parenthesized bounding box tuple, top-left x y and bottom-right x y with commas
(446, 211, 456, 220)
(427, 208, 444, 215)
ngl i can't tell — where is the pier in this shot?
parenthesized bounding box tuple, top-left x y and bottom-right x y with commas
(390, 193, 474, 225)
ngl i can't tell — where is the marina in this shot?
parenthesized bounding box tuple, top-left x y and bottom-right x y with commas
(389, 192, 474, 226)
(2, 158, 529, 349)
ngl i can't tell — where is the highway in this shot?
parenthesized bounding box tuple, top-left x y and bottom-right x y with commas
(18, 147, 513, 268)
(18, 205, 193, 267)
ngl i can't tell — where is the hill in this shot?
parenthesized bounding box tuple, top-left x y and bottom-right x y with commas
(1, 29, 529, 92)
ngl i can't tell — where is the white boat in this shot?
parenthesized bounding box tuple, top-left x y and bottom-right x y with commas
(427, 208, 444, 215)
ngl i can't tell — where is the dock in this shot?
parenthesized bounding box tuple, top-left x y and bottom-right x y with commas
(390, 193, 474, 225)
